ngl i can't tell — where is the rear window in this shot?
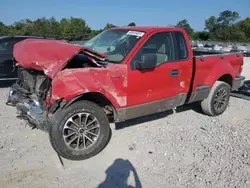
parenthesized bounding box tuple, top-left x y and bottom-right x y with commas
(173, 32, 188, 60)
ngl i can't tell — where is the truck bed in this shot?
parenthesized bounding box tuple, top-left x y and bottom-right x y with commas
(191, 51, 244, 93)
(193, 49, 235, 56)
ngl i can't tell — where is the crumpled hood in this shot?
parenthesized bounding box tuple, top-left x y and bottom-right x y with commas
(13, 38, 107, 78)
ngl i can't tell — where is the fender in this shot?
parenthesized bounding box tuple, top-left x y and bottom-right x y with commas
(62, 94, 86, 109)
(49, 66, 127, 109)
(204, 60, 235, 88)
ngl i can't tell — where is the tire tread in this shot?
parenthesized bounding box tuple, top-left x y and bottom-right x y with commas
(201, 81, 230, 116)
(49, 100, 110, 160)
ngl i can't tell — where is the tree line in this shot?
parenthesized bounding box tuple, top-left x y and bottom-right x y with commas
(176, 10, 250, 42)
(0, 10, 249, 42)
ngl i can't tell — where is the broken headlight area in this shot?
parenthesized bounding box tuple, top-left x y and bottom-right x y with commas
(6, 67, 52, 131)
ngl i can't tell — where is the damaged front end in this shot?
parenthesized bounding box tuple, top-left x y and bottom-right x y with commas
(6, 66, 51, 131)
(6, 38, 125, 132)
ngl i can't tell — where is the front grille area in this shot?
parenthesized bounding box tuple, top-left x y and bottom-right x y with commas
(17, 67, 36, 92)
(17, 67, 49, 95)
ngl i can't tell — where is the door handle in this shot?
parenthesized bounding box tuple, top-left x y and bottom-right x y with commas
(170, 69, 179, 77)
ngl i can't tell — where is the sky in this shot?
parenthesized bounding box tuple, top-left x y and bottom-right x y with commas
(0, 0, 249, 31)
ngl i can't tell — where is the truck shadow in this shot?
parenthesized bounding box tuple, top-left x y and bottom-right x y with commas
(230, 80, 250, 101)
(98, 158, 142, 188)
(115, 102, 203, 130)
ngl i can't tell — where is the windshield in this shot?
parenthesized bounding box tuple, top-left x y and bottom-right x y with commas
(83, 29, 145, 63)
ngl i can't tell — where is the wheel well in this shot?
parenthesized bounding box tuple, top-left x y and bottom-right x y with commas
(71, 92, 117, 123)
(218, 74, 233, 87)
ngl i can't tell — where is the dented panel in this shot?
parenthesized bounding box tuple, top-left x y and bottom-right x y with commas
(13, 38, 127, 109)
(50, 64, 127, 108)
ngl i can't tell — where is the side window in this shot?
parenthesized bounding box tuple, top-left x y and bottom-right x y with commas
(173, 32, 188, 60)
(0, 38, 23, 54)
(132, 32, 174, 67)
(0, 40, 8, 54)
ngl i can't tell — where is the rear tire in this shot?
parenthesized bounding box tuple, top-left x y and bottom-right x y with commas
(49, 100, 111, 160)
(201, 81, 231, 116)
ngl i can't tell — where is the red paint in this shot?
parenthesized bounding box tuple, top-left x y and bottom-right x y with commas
(192, 53, 244, 91)
(13, 27, 244, 110)
(51, 64, 127, 108)
(126, 28, 193, 106)
(13, 38, 107, 78)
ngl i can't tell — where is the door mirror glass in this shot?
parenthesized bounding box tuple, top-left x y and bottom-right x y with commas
(133, 53, 157, 70)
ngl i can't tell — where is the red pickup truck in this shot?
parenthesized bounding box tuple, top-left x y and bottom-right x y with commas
(6, 27, 245, 160)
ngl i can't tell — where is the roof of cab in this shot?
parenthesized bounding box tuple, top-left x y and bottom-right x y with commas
(111, 26, 185, 33)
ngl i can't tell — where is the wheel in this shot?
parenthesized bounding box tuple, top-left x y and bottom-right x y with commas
(49, 100, 111, 160)
(201, 81, 231, 116)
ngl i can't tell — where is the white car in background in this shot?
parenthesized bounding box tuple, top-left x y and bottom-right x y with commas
(213, 45, 223, 51)
(197, 42, 203, 48)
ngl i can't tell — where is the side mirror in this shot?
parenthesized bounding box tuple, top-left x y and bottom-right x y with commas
(133, 53, 157, 70)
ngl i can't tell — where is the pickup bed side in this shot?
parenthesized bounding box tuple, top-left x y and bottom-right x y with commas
(187, 53, 245, 104)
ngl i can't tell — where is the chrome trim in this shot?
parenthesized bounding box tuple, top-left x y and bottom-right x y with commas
(0, 78, 17, 81)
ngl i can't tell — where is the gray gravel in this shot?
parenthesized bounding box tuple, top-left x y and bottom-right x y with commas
(0, 58, 250, 188)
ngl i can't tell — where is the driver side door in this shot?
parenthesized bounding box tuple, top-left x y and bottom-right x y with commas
(126, 31, 184, 119)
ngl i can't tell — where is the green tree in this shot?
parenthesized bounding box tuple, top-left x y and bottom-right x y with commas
(217, 10, 240, 26)
(90, 29, 103, 39)
(128, 22, 136, 26)
(193, 31, 210, 41)
(48, 17, 60, 38)
(59, 18, 69, 39)
(104, 23, 116, 30)
(176, 19, 194, 37)
(205, 16, 217, 32)
(8, 19, 33, 35)
(204, 10, 244, 42)
(0, 11, 249, 42)
(239, 17, 250, 41)
(229, 24, 246, 42)
(0, 22, 9, 36)
(60, 17, 91, 40)
(32, 17, 50, 37)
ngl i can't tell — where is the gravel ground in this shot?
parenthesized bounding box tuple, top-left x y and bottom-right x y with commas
(0, 58, 250, 188)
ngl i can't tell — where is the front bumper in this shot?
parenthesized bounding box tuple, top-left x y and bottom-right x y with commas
(232, 76, 245, 91)
(6, 83, 30, 106)
(6, 85, 49, 131)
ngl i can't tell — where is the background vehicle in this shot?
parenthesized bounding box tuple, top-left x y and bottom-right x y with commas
(203, 43, 214, 50)
(0, 36, 58, 81)
(231, 45, 250, 57)
(6, 27, 245, 160)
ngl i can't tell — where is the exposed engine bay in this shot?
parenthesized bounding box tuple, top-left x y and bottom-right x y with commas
(7, 67, 51, 106)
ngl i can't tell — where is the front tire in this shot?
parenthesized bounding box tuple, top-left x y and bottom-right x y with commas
(201, 81, 231, 116)
(49, 100, 111, 160)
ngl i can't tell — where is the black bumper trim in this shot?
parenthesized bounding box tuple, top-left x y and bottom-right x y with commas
(232, 76, 245, 91)
(6, 85, 49, 131)
(6, 85, 31, 106)
(16, 102, 49, 132)
(187, 84, 211, 103)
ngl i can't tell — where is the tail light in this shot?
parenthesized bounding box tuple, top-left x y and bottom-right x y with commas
(239, 65, 243, 74)
(239, 58, 244, 74)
